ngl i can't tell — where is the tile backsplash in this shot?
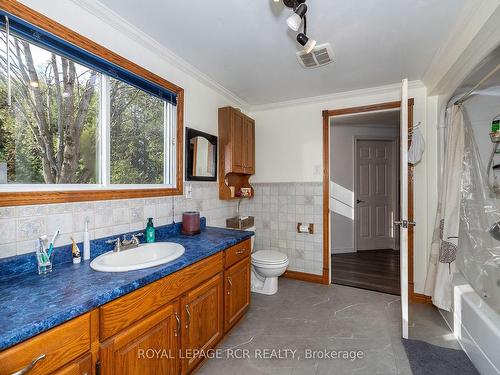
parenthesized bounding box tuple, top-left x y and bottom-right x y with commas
(240, 182, 323, 275)
(0, 182, 238, 259)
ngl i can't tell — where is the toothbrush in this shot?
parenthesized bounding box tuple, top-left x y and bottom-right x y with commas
(38, 235, 49, 263)
(47, 230, 60, 257)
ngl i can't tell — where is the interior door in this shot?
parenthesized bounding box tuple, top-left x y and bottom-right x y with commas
(356, 139, 395, 250)
(398, 79, 410, 339)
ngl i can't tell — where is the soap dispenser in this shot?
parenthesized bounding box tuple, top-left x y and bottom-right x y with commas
(146, 218, 155, 243)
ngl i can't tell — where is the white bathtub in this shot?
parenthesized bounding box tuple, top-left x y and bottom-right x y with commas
(440, 273, 500, 375)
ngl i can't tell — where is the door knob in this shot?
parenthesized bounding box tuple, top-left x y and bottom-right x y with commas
(356, 199, 365, 204)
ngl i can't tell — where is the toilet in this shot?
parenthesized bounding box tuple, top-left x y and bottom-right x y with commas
(245, 227, 289, 295)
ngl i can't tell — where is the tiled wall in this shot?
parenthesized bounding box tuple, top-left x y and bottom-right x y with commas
(0, 182, 238, 259)
(240, 182, 323, 275)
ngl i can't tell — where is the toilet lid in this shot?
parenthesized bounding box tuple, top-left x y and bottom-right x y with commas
(252, 250, 288, 264)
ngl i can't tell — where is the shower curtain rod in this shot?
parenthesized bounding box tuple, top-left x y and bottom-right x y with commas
(454, 62, 500, 105)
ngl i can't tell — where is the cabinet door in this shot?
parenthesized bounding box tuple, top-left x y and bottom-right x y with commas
(181, 273, 223, 374)
(100, 301, 180, 375)
(243, 118, 255, 174)
(231, 111, 245, 173)
(52, 354, 92, 375)
(224, 257, 251, 332)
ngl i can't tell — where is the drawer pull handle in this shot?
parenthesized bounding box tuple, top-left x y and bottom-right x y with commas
(235, 249, 246, 254)
(227, 277, 232, 294)
(12, 354, 46, 375)
(174, 312, 180, 337)
(185, 304, 191, 329)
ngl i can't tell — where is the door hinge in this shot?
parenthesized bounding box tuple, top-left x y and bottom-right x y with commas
(95, 360, 101, 375)
(394, 220, 416, 228)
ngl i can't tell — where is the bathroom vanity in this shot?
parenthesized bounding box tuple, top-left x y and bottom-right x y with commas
(0, 230, 252, 375)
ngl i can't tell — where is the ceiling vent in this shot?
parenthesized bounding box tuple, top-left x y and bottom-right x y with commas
(296, 43, 334, 68)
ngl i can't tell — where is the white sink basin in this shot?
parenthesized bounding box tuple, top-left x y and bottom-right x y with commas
(90, 242, 185, 272)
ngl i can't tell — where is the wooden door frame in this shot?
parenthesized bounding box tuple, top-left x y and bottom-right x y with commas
(322, 99, 428, 303)
(352, 136, 399, 253)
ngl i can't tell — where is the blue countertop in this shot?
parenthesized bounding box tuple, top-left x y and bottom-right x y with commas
(0, 225, 252, 351)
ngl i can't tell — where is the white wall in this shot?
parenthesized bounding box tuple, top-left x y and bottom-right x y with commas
(0, 1, 248, 259)
(19, 0, 248, 137)
(330, 124, 399, 254)
(250, 82, 439, 294)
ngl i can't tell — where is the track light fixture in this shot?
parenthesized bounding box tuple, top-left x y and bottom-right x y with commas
(286, 3, 307, 31)
(296, 33, 316, 54)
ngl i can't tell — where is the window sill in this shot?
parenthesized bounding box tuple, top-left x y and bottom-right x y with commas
(0, 186, 183, 207)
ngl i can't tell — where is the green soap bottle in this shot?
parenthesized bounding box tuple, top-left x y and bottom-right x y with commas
(146, 218, 155, 243)
(493, 120, 500, 133)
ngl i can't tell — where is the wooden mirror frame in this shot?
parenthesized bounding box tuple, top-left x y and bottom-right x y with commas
(0, 1, 184, 206)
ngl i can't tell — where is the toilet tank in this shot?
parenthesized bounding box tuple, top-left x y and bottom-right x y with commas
(245, 226, 256, 252)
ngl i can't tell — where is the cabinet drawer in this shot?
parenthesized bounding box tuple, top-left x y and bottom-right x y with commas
(225, 239, 251, 268)
(0, 314, 91, 375)
(100, 252, 224, 340)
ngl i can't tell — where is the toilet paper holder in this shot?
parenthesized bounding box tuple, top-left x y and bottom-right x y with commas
(297, 223, 314, 234)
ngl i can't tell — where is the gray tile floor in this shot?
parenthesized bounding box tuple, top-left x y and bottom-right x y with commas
(198, 278, 461, 375)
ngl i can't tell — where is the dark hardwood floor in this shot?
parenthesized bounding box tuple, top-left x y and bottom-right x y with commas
(331, 249, 400, 295)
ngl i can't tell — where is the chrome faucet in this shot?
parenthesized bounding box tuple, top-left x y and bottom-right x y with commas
(106, 233, 144, 252)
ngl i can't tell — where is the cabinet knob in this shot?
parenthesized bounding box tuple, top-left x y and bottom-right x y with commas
(227, 277, 232, 294)
(11, 354, 46, 375)
(235, 249, 245, 255)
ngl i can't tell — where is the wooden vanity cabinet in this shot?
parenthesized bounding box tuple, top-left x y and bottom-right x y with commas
(180, 273, 224, 374)
(100, 302, 180, 375)
(1, 241, 251, 375)
(52, 354, 92, 375)
(224, 257, 251, 333)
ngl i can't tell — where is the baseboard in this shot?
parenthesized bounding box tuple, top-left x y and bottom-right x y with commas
(283, 270, 324, 284)
(411, 292, 433, 305)
(331, 247, 355, 254)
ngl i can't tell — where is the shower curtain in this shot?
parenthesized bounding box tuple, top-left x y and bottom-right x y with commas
(424, 105, 464, 311)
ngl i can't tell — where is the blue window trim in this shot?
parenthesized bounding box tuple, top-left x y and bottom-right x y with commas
(0, 11, 177, 105)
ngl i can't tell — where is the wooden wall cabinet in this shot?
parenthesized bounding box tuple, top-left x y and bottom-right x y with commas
(218, 107, 255, 200)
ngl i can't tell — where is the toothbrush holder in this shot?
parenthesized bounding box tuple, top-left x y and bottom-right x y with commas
(36, 242, 55, 275)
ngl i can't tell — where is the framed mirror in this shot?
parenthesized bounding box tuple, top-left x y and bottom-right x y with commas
(185, 128, 217, 181)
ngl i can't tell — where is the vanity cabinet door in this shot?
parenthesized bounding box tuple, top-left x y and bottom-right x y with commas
(180, 273, 223, 375)
(243, 117, 255, 174)
(224, 257, 251, 333)
(52, 354, 92, 375)
(99, 301, 180, 375)
(230, 110, 246, 174)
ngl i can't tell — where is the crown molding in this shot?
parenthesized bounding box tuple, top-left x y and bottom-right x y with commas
(422, 0, 500, 95)
(70, 0, 250, 110)
(249, 80, 426, 112)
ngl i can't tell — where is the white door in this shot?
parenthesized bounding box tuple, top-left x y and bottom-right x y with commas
(356, 139, 395, 250)
(398, 79, 410, 339)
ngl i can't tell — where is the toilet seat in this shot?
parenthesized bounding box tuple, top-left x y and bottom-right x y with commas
(252, 250, 288, 266)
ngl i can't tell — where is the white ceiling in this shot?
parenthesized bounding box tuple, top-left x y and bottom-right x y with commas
(97, 0, 470, 105)
(331, 110, 400, 128)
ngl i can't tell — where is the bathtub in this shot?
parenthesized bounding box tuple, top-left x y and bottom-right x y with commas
(440, 273, 500, 375)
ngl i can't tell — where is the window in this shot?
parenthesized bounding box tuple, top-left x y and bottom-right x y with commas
(0, 6, 182, 205)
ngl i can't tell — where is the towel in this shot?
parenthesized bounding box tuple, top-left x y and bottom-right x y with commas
(408, 127, 425, 164)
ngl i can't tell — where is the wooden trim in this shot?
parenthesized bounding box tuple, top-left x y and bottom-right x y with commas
(411, 292, 433, 305)
(283, 270, 324, 284)
(325, 99, 414, 117)
(324, 99, 417, 300)
(0, 0, 184, 206)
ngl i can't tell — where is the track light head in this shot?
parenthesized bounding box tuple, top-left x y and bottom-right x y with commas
(297, 33, 316, 54)
(286, 3, 307, 31)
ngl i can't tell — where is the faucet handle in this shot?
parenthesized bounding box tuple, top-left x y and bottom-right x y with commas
(106, 238, 122, 252)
